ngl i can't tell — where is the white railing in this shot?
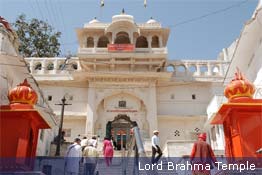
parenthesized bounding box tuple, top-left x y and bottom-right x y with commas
(78, 47, 167, 54)
(25, 57, 81, 75)
(166, 60, 230, 77)
(137, 22, 162, 28)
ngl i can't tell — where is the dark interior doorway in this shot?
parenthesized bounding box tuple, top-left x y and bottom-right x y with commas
(106, 114, 137, 150)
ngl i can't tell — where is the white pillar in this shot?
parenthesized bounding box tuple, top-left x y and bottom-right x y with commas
(94, 36, 98, 53)
(147, 82, 158, 136)
(159, 35, 163, 48)
(29, 60, 34, 73)
(53, 59, 58, 74)
(207, 62, 212, 76)
(219, 63, 224, 76)
(41, 59, 46, 74)
(196, 64, 201, 76)
(147, 36, 152, 50)
(86, 83, 96, 137)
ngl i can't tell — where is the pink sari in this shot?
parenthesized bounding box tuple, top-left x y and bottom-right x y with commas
(103, 139, 113, 166)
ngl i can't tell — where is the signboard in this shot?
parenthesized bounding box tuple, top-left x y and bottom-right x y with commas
(106, 109, 138, 113)
(108, 44, 134, 52)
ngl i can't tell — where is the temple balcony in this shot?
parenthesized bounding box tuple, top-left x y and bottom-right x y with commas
(78, 45, 167, 55)
(166, 59, 230, 81)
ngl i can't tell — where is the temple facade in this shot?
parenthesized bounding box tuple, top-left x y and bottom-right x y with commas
(24, 4, 262, 156)
(24, 12, 227, 155)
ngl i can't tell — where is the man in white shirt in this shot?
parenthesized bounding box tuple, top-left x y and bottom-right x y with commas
(151, 130, 162, 164)
(64, 138, 82, 175)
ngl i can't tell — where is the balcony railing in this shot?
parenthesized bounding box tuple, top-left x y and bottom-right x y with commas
(78, 47, 167, 54)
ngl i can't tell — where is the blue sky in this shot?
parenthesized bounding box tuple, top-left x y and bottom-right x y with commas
(0, 0, 258, 59)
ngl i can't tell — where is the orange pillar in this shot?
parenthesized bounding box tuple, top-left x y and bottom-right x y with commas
(211, 69, 262, 159)
(0, 79, 50, 171)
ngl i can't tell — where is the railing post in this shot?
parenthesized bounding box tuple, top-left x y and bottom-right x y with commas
(133, 126, 146, 157)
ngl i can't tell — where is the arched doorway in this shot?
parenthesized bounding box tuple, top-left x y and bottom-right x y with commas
(106, 114, 136, 150)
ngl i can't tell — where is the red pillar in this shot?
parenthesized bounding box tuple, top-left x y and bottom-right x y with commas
(0, 79, 50, 171)
(211, 69, 262, 160)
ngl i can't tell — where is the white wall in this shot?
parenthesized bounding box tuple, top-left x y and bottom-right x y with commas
(42, 86, 88, 115)
(63, 118, 86, 142)
(157, 83, 214, 115)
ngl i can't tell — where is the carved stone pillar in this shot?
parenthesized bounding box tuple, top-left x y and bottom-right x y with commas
(86, 83, 96, 136)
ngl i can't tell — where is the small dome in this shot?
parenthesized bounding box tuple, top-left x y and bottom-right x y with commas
(89, 17, 100, 24)
(8, 79, 38, 105)
(224, 69, 255, 101)
(147, 17, 157, 24)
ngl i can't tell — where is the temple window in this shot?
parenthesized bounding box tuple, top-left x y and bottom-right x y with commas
(118, 100, 126, 108)
(151, 35, 159, 48)
(47, 63, 54, 70)
(115, 32, 130, 44)
(71, 63, 78, 70)
(47, 95, 52, 101)
(86, 37, 94, 48)
(97, 36, 109, 47)
(136, 36, 148, 48)
(34, 62, 42, 70)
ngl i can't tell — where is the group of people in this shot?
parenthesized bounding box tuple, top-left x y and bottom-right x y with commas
(151, 130, 217, 175)
(64, 131, 216, 175)
(64, 136, 114, 175)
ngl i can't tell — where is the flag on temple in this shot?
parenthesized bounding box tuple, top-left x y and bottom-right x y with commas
(144, 0, 147, 8)
(100, 0, 104, 7)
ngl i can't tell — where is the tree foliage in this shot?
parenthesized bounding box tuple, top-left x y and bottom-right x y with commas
(14, 14, 61, 57)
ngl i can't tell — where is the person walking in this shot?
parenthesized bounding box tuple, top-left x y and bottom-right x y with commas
(89, 136, 98, 148)
(103, 137, 114, 166)
(81, 136, 89, 151)
(151, 130, 162, 164)
(83, 141, 99, 175)
(64, 138, 82, 175)
(190, 133, 217, 175)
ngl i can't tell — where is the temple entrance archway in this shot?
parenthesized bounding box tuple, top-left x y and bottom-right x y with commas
(106, 114, 137, 150)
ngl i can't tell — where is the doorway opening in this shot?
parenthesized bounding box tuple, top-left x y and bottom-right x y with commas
(106, 114, 136, 150)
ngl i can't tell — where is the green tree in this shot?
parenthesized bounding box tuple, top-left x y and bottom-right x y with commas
(14, 14, 61, 57)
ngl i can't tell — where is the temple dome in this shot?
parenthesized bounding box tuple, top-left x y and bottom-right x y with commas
(147, 17, 157, 24)
(112, 9, 134, 23)
(89, 17, 100, 24)
(224, 69, 255, 101)
(8, 79, 38, 105)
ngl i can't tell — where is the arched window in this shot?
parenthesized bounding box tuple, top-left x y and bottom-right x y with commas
(86, 37, 94, 48)
(166, 65, 175, 72)
(151, 35, 159, 48)
(200, 65, 208, 75)
(136, 36, 148, 48)
(189, 65, 197, 73)
(176, 65, 186, 72)
(34, 62, 42, 70)
(71, 63, 78, 70)
(47, 62, 54, 70)
(97, 36, 109, 48)
(212, 66, 219, 75)
(115, 32, 130, 44)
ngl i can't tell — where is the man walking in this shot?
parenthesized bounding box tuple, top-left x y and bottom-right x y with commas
(83, 141, 99, 175)
(190, 133, 217, 175)
(151, 130, 162, 164)
(64, 138, 82, 175)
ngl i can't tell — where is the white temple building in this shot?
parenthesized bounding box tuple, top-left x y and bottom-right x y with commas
(23, 3, 262, 156)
